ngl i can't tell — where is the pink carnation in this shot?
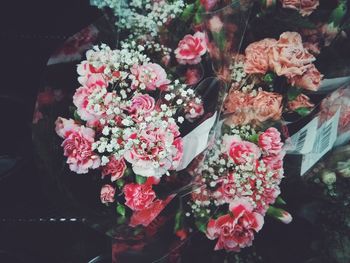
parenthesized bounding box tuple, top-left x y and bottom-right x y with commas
(269, 32, 315, 78)
(280, 0, 319, 16)
(72, 76, 108, 123)
(124, 124, 181, 178)
(228, 135, 261, 164)
(55, 117, 79, 138)
(258, 127, 283, 156)
(123, 183, 156, 211)
(225, 90, 253, 113)
(253, 91, 282, 123)
(77, 61, 107, 87)
(100, 184, 116, 204)
(131, 63, 170, 91)
(288, 94, 315, 111)
(214, 173, 236, 204)
(101, 156, 127, 181)
(244, 38, 277, 74)
(175, 32, 207, 65)
(206, 198, 264, 251)
(262, 153, 285, 171)
(61, 125, 100, 174)
(171, 137, 184, 169)
(126, 94, 155, 120)
(288, 64, 323, 91)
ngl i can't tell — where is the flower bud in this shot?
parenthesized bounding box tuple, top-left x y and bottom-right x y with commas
(321, 170, 337, 185)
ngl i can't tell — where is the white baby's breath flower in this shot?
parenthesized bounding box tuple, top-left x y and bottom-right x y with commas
(164, 94, 172, 101)
(177, 116, 184, 123)
(102, 127, 110, 136)
(101, 156, 109, 166)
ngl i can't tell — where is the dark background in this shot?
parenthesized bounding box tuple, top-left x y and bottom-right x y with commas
(0, 1, 339, 263)
(0, 1, 111, 262)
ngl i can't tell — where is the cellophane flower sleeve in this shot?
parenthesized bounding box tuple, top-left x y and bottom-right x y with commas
(32, 7, 229, 261)
(178, 0, 295, 253)
(201, 0, 254, 81)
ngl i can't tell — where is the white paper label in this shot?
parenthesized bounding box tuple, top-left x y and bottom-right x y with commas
(287, 116, 319, 155)
(300, 109, 340, 175)
(176, 112, 217, 171)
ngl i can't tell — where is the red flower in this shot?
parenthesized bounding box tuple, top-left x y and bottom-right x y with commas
(37, 90, 55, 106)
(206, 198, 264, 252)
(123, 183, 156, 211)
(145, 176, 161, 185)
(112, 240, 145, 263)
(176, 229, 188, 240)
(101, 156, 126, 182)
(129, 195, 175, 227)
(200, 0, 218, 11)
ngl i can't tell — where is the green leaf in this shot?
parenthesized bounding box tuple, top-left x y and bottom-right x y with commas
(274, 196, 287, 206)
(195, 219, 207, 233)
(212, 31, 226, 51)
(295, 107, 311, 117)
(194, 6, 204, 25)
(328, 0, 347, 27)
(124, 167, 134, 177)
(116, 179, 125, 189)
(249, 133, 259, 143)
(174, 210, 184, 232)
(263, 72, 276, 84)
(180, 4, 195, 22)
(287, 88, 301, 101)
(267, 205, 283, 218)
(73, 110, 83, 122)
(133, 227, 143, 236)
(116, 203, 126, 217)
(135, 174, 147, 184)
(117, 216, 127, 225)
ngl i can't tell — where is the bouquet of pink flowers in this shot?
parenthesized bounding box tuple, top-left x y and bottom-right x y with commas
(202, 0, 349, 120)
(229, 31, 322, 120)
(181, 123, 291, 251)
(55, 43, 206, 227)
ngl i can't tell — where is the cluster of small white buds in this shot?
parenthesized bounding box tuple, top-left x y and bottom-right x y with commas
(92, 0, 184, 38)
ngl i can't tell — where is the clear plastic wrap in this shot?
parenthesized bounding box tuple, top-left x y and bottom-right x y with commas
(32, 13, 228, 262)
